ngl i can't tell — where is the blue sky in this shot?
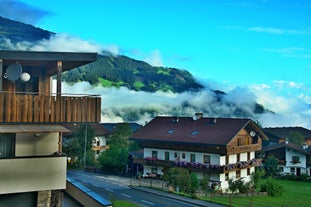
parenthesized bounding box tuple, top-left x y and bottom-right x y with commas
(13, 0, 311, 85)
(1, 0, 311, 128)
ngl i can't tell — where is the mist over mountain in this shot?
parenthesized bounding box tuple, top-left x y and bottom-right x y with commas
(0, 16, 272, 125)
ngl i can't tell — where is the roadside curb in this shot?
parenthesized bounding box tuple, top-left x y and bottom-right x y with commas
(130, 186, 225, 207)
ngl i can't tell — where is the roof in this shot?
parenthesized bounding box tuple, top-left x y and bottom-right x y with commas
(0, 124, 69, 133)
(262, 142, 311, 156)
(0, 50, 97, 76)
(131, 116, 266, 145)
(103, 123, 142, 133)
(62, 123, 110, 137)
(263, 127, 311, 139)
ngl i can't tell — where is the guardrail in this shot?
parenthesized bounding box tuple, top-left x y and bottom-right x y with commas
(65, 177, 112, 207)
(0, 92, 101, 123)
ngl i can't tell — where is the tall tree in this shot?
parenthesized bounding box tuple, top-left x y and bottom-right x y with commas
(98, 123, 135, 172)
(63, 124, 95, 167)
(288, 130, 304, 145)
(264, 156, 278, 177)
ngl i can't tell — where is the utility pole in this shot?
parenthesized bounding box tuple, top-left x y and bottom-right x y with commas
(84, 123, 87, 169)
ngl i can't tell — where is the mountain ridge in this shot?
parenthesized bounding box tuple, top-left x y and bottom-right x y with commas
(0, 16, 269, 118)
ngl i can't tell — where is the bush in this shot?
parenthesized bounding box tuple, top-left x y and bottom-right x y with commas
(260, 178, 284, 197)
(228, 178, 250, 194)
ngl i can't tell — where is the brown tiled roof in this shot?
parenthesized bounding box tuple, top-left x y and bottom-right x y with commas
(131, 116, 262, 145)
(262, 142, 311, 156)
(263, 127, 311, 139)
(62, 123, 110, 137)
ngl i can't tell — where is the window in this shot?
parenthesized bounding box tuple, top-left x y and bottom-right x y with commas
(191, 130, 199, 135)
(290, 167, 295, 174)
(247, 168, 251, 175)
(190, 154, 196, 162)
(152, 150, 158, 158)
(237, 138, 241, 146)
(165, 152, 170, 161)
(226, 155, 229, 164)
(182, 153, 186, 159)
(203, 155, 211, 164)
(237, 154, 240, 162)
(292, 156, 300, 163)
(151, 167, 157, 174)
(247, 152, 251, 160)
(96, 140, 100, 146)
(278, 167, 284, 173)
(0, 134, 15, 158)
(167, 129, 174, 134)
(174, 152, 178, 158)
(225, 173, 229, 181)
(236, 170, 241, 178)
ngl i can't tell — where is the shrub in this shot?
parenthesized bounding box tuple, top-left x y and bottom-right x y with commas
(260, 178, 284, 197)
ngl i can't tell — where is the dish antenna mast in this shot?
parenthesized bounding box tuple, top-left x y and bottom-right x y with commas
(4, 62, 30, 82)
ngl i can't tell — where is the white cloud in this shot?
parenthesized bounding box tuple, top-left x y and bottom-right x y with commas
(250, 81, 311, 128)
(143, 50, 163, 66)
(58, 79, 311, 129)
(30, 33, 103, 53)
(248, 26, 311, 35)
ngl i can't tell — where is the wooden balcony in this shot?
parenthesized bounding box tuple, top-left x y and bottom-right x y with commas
(0, 92, 101, 123)
(133, 157, 174, 167)
(227, 143, 261, 155)
(134, 157, 261, 174)
(0, 156, 67, 194)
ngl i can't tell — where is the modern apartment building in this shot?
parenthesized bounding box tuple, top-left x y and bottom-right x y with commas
(0, 50, 101, 206)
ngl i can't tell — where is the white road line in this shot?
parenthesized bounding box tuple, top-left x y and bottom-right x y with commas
(141, 200, 154, 205)
(121, 193, 132, 198)
(105, 188, 114, 192)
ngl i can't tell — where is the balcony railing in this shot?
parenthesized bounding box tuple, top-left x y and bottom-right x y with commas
(134, 157, 261, 174)
(0, 92, 101, 123)
(227, 143, 261, 154)
(0, 156, 67, 194)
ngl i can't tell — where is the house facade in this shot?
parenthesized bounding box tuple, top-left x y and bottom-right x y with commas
(262, 142, 311, 176)
(131, 115, 267, 191)
(62, 123, 110, 159)
(0, 51, 101, 206)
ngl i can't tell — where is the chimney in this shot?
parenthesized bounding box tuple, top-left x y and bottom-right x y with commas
(195, 113, 203, 120)
(302, 144, 308, 149)
(172, 116, 179, 123)
(209, 118, 217, 125)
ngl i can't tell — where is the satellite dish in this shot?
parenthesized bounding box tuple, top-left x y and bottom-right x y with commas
(6, 63, 22, 82)
(192, 116, 197, 121)
(20, 72, 31, 82)
(250, 131, 256, 137)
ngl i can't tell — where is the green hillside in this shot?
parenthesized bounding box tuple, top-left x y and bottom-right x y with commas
(0, 16, 53, 43)
(62, 54, 204, 93)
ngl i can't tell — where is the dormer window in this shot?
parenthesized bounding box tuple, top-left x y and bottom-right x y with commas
(191, 130, 199, 135)
(167, 129, 174, 134)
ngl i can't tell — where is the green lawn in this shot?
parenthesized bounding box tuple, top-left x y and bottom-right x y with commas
(112, 200, 140, 207)
(202, 179, 311, 207)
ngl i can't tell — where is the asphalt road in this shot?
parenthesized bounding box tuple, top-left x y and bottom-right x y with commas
(67, 170, 201, 207)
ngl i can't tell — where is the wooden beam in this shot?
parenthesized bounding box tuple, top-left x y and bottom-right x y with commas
(57, 61, 62, 95)
(0, 59, 2, 91)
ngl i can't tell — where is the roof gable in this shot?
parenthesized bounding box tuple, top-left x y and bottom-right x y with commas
(263, 142, 311, 156)
(131, 116, 261, 145)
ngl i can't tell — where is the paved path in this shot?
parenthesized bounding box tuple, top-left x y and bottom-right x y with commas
(66, 170, 226, 207)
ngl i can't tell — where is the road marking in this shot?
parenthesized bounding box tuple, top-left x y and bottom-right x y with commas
(121, 193, 132, 198)
(105, 188, 113, 192)
(141, 200, 154, 205)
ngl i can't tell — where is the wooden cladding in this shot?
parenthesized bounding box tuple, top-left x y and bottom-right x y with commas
(0, 92, 101, 123)
(226, 143, 261, 155)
